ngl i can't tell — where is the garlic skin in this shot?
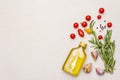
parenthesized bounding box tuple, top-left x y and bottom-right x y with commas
(83, 63, 92, 73)
(96, 68, 105, 75)
(91, 51, 98, 61)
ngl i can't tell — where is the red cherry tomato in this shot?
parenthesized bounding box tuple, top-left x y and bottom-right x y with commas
(78, 29, 84, 37)
(98, 35, 103, 40)
(73, 22, 79, 28)
(97, 15, 102, 19)
(70, 33, 76, 39)
(99, 8, 105, 14)
(107, 22, 112, 28)
(81, 21, 87, 27)
(85, 15, 91, 21)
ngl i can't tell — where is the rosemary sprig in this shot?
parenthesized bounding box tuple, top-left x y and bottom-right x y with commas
(89, 21, 116, 73)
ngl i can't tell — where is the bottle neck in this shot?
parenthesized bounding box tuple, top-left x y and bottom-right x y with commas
(78, 45, 85, 49)
(78, 42, 87, 49)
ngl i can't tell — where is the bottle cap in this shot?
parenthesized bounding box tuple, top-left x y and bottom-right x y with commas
(79, 42, 87, 48)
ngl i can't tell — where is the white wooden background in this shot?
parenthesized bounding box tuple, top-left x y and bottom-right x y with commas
(0, 0, 120, 80)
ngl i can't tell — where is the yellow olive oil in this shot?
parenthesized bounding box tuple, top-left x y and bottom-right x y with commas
(62, 42, 87, 76)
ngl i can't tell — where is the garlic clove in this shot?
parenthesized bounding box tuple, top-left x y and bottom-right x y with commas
(83, 63, 92, 73)
(96, 67, 105, 75)
(91, 51, 98, 61)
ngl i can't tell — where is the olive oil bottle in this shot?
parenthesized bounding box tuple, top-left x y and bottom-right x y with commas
(62, 42, 87, 76)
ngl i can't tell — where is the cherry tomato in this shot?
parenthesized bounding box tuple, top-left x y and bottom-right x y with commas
(107, 22, 112, 28)
(81, 21, 87, 27)
(73, 22, 79, 28)
(97, 15, 102, 19)
(98, 35, 103, 40)
(85, 15, 91, 21)
(70, 33, 76, 39)
(99, 8, 105, 14)
(78, 29, 84, 37)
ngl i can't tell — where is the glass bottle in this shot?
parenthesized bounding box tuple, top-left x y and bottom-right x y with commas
(62, 42, 87, 76)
